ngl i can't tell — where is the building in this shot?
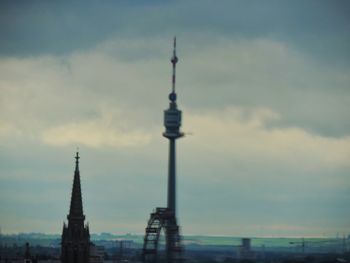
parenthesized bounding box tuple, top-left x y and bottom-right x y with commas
(142, 38, 184, 263)
(61, 152, 90, 263)
(238, 238, 255, 260)
(89, 244, 104, 263)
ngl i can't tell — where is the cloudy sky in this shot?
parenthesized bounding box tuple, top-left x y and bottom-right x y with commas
(0, 1, 349, 237)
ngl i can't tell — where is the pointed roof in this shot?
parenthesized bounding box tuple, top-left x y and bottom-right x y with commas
(68, 152, 85, 220)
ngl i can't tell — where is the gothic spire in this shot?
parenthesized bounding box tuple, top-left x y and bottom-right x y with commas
(68, 151, 85, 221)
(62, 151, 90, 263)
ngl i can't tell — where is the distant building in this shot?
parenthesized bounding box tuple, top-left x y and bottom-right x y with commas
(24, 242, 35, 263)
(61, 152, 90, 263)
(238, 238, 255, 260)
(89, 244, 104, 263)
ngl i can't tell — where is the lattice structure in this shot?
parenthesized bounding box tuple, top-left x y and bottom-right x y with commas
(142, 207, 184, 263)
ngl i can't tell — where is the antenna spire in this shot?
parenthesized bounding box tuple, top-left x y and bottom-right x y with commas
(170, 36, 178, 98)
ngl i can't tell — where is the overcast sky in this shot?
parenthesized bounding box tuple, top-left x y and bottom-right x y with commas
(0, 0, 349, 237)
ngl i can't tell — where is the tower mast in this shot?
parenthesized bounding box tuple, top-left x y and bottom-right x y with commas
(163, 36, 183, 214)
(142, 38, 185, 263)
(171, 37, 178, 94)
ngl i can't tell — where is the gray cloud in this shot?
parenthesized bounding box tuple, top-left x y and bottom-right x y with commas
(1, 1, 349, 65)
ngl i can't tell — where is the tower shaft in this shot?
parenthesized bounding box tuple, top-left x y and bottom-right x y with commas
(167, 139, 176, 212)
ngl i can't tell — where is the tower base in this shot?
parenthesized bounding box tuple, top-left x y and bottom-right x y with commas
(142, 207, 185, 263)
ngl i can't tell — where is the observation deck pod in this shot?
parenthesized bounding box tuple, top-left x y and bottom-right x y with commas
(142, 207, 185, 263)
(163, 98, 184, 140)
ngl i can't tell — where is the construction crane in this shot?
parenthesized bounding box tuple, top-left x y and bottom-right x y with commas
(289, 237, 347, 254)
(289, 238, 306, 254)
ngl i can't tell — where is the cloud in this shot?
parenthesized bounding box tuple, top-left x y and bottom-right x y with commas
(179, 37, 350, 137)
(0, 25, 349, 236)
(184, 107, 350, 170)
(0, 43, 167, 145)
(0, 122, 18, 138)
(1, 36, 349, 140)
(1, 0, 349, 67)
(42, 111, 153, 148)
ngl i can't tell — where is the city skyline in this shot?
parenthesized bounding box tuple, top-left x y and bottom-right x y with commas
(0, 1, 349, 237)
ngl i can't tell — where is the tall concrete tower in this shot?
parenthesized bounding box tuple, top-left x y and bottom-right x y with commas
(142, 38, 185, 263)
(163, 37, 184, 214)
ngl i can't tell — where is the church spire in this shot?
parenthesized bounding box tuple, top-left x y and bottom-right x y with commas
(75, 150, 79, 171)
(62, 151, 90, 263)
(68, 151, 85, 221)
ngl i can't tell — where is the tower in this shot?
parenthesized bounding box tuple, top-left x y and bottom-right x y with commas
(142, 38, 185, 263)
(61, 152, 90, 263)
(163, 36, 184, 213)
